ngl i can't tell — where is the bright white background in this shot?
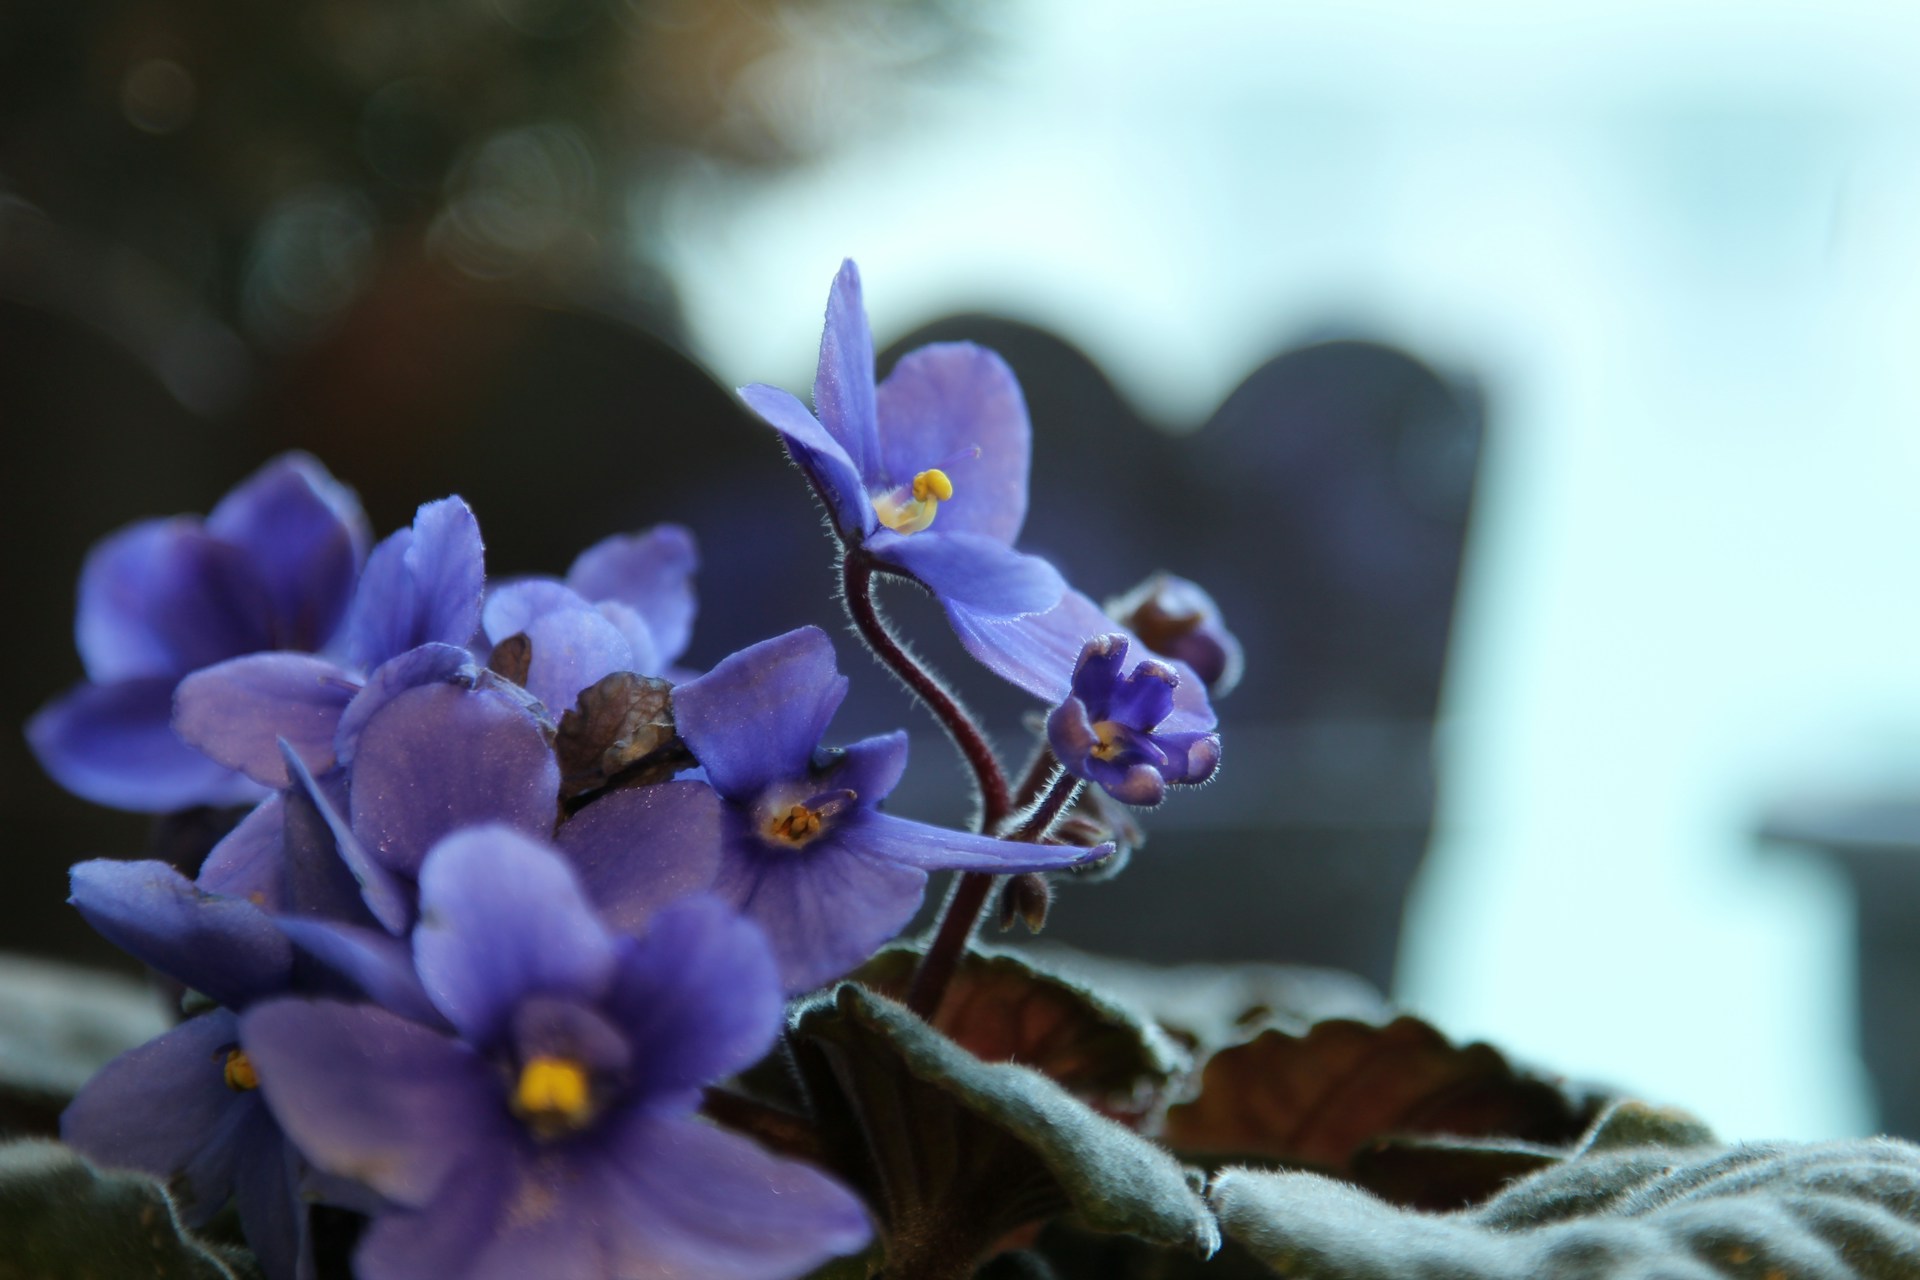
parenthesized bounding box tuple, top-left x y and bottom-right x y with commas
(658, 0, 1920, 1139)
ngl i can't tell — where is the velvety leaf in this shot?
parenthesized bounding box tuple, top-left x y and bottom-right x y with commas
(1023, 945, 1387, 1056)
(0, 1140, 250, 1279)
(1210, 1101, 1920, 1280)
(850, 945, 1190, 1129)
(553, 671, 683, 800)
(0, 956, 169, 1136)
(790, 984, 1217, 1280)
(1164, 1016, 1602, 1178)
(1343, 1135, 1567, 1212)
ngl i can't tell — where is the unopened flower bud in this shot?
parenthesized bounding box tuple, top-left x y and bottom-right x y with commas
(998, 872, 1053, 933)
(1106, 573, 1243, 698)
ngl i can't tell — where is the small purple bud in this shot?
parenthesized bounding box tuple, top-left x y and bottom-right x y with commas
(1048, 634, 1222, 808)
(1106, 573, 1243, 699)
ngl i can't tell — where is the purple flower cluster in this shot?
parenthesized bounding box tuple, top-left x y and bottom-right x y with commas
(36, 260, 1238, 1280)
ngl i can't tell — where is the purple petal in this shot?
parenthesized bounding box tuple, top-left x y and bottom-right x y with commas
(1095, 761, 1167, 807)
(1158, 730, 1223, 787)
(1069, 634, 1129, 711)
(333, 643, 477, 768)
(279, 918, 444, 1028)
(813, 258, 882, 484)
(565, 525, 699, 665)
(603, 896, 781, 1096)
(198, 795, 288, 906)
(28, 676, 262, 812)
(739, 383, 876, 539)
(554, 782, 729, 935)
(206, 452, 370, 653)
(351, 1159, 518, 1280)
(825, 730, 909, 805)
(346, 498, 486, 671)
(1046, 697, 1101, 777)
(76, 518, 274, 682)
(714, 837, 926, 993)
(869, 530, 1064, 618)
(233, 1122, 309, 1280)
(481, 579, 586, 646)
(173, 653, 358, 787)
(281, 743, 412, 933)
(947, 587, 1218, 732)
(413, 826, 616, 1044)
(242, 998, 507, 1207)
(62, 1011, 255, 1222)
(593, 601, 663, 674)
(1110, 661, 1178, 731)
(70, 859, 292, 1009)
(836, 810, 1100, 874)
(348, 682, 560, 879)
(875, 342, 1031, 544)
(517, 604, 636, 717)
(597, 1111, 872, 1278)
(672, 627, 847, 799)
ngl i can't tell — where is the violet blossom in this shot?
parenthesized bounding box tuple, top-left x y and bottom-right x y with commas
(1049, 633, 1222, 807)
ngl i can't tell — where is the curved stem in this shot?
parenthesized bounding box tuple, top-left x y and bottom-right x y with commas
(839, 551, 1011, 829)
(905, 768, 1084, 1020)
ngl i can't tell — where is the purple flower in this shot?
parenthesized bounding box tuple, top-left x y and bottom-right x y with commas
(480, 524, 700, 715)
(1106, 573, 1243, 698)
(170, 498, 486, 790)
(1048, 634, 1221, 807)
(240, 828, 872, 1280)
(948, 584, 1219, 735)
(28, 453, 368, 811)
(556, 627, 1104, 991)
(740, 260, 1065, 622)
(64, 1010, 318, 1280)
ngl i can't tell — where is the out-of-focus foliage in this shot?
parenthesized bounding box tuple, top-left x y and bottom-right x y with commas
(0, 0, 990, 343)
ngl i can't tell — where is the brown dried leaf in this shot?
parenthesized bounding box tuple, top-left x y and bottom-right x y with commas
(1163, 1016, 1601, 1178)
(487, 632, 533, 685)
(852, 947, 1188, 1129)
(554, 672, 678, 799)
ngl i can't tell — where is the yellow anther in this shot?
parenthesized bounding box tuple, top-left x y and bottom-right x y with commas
(514, 1057, 592, 1130)
(912, 468, 954, 503)
(1090, 723, 1126, 762)
(872, 468, 954, 535)
(768, 803, 824, 844)
(222, 1048, 258, 1091)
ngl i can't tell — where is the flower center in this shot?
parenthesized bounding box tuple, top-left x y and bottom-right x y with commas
(513, 1056, 593, 1133)
(1090, 722, 1128, 762)
(767, 802, 825, 844)
(222, 1048, 258, 1091)
(872, 468, 954, 535)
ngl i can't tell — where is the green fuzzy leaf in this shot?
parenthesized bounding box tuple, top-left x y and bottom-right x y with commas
(1211, 1100, 1920, 1279)
(851, 945, 1191, 1129)
(0, 955, 169, 1137)
(791, 984, 1219, 1279)
(0, 1140, 252, 1279)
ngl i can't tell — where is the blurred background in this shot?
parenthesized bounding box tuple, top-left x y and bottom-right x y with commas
(6, 0, 1920, 1143)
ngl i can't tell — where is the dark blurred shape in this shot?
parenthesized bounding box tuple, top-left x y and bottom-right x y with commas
(0, 0, 994, 345)
(882, 320, 1485, 992)
(1762, 798, 1920, 1139)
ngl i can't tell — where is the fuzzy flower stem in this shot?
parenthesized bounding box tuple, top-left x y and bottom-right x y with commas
(839, 550, 1011, 828)
(906, 768, 1083, 1020)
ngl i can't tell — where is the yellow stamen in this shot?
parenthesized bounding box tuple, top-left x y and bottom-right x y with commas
(1090, 723, 1127, 762)
(514, 1057, 592, 1130)
(222, 1048, 258, 1091)
(872, 468, 954, 535)
(768, 803, 824, 844)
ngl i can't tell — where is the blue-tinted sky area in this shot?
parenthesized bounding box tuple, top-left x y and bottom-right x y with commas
(661, 0, 1920, 1139)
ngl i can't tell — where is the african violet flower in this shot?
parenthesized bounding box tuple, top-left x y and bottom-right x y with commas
(740, 260, 1065, 623)
(61, 859, 338, 1280)
(1049, 634, 1221, 807)
(480, 524, 699, 715)
(555, 626, 1105, 991)
(170, 497, 488, 791)
(28, 453, 368, 811)
(240, 827, 872, 1280)
(1106, 572, 1243, 699)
